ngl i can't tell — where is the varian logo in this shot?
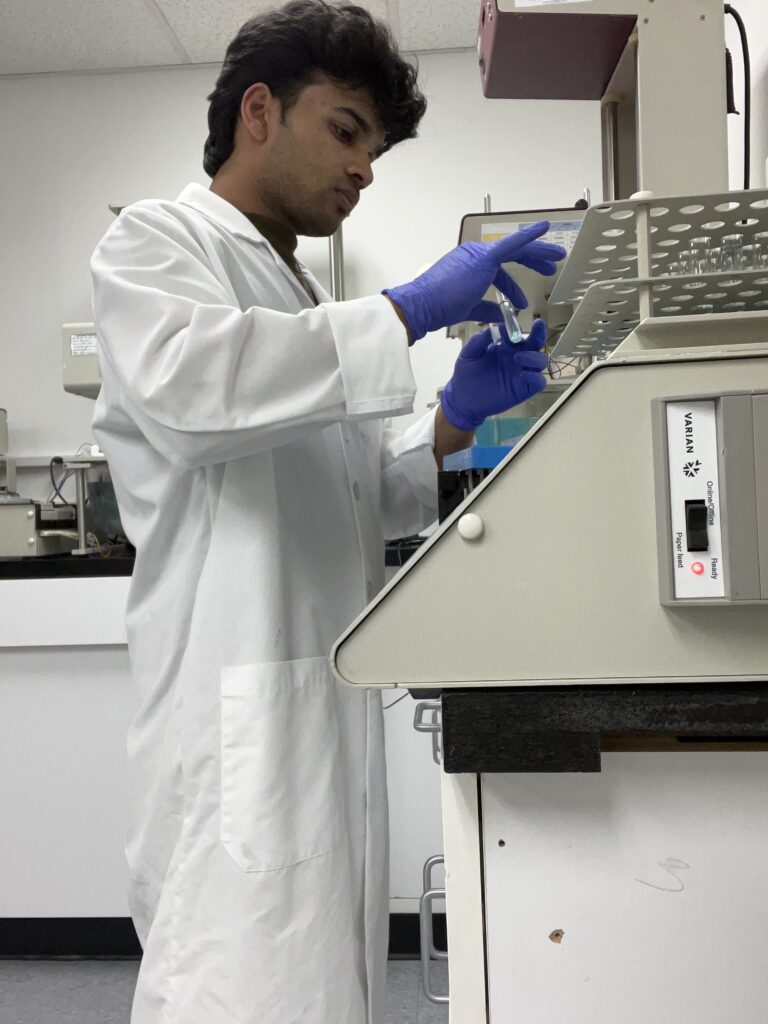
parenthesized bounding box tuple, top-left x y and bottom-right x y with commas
(683, 460, 702, 478)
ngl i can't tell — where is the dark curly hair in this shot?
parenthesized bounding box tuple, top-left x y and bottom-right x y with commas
(203, 1, 427, 177)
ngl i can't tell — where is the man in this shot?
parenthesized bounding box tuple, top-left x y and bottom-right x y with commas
(90, 2, 564, 1022)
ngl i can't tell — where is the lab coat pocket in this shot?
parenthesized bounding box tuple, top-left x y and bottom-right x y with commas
(220, 656, 344, 872)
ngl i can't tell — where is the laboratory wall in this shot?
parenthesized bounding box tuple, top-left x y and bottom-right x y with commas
(0, 48, 602, 486)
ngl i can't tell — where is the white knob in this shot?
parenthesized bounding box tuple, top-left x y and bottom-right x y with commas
(458, 513, 484, 541)
(27, 510, 34, 519)
(28, 537, 35, 546)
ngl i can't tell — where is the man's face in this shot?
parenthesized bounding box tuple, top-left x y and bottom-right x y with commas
(257, 78, 386, 237)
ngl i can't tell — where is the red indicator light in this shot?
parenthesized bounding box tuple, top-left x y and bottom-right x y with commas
(691, 562, 705, 575)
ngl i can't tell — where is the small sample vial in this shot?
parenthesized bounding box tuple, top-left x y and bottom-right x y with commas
(677, 250, 697, 275)
(689, 236, 712, 274)
(705, 247, 722, 273)
(491, 298, 524, 346)
(742, 244, 760, 270)
(721, 233, 745, 271)
(499, 300, 524, 343)
(754, 233, 768, 269)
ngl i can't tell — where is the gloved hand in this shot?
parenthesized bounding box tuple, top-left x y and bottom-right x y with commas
(383, 222, 566, 342)
(440, 318, 549, 432)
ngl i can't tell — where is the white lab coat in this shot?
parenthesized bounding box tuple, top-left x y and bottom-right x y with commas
(90, 184, 438, 1024)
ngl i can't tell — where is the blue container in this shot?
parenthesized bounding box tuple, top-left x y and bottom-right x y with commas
(474, 416, 538, 446)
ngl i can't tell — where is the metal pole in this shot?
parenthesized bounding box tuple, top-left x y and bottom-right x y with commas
(328, 225, 345, 301)
(0, 457, 16, 494)
(601, 101, 620, 202)
(483, 193, 492, 214)
(73, 466, 88, 555)
(636, 201, 653, 322)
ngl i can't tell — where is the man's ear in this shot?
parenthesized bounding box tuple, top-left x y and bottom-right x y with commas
(240, 82, 275, 144)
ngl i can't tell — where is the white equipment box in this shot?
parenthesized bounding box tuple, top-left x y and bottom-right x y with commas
(332, 189, 768, 1022)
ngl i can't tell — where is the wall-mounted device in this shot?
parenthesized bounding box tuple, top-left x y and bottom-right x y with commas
(62, 323, 101, 399)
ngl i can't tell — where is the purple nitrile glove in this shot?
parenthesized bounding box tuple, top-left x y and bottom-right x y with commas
(383, 221, 566, 342)
(440, 318, 549, 432)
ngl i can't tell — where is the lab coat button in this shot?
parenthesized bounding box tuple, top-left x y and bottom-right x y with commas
(352, 481, 361, 501)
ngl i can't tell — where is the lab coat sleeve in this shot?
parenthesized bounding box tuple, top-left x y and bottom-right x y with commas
(379, 407, 439, 540)
(91, 203, 417, 468)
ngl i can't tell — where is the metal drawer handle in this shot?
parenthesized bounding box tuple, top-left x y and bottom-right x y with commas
(420, 855, 448, 1005)
(413, 700, 443, 765)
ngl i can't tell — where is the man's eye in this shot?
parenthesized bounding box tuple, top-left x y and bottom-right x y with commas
(333, 124, 354, 144)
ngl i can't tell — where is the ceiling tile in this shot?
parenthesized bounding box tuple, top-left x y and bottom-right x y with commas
(398, 0, 479, 51)
(157, 0, 393, 65)
(0, 0, 187, 75)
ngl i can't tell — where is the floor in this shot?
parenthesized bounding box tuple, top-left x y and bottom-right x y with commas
(0, 958, 449, 1024)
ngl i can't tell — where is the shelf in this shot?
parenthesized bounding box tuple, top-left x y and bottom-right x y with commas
(550, 270, 768, 360)
(550, 188, 768, 307)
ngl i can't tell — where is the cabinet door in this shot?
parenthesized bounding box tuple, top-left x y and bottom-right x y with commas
(483, 752, 768, 1023)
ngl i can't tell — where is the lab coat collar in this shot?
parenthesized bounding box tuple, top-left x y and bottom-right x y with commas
(177, 183, 323, 307)
(177, 183, 269, 245)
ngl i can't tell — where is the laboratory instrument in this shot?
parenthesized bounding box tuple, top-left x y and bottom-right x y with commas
(0, 498, 77, 558)
(63, 323, 101, 399)
(478, 0, 729, 200)
(334, 179, 768, 1023)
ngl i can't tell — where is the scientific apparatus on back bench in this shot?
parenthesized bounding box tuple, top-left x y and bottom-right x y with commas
(333, 187, 768, 1024)
(63, 323, 101, 399)
(478, 0, 729, 200)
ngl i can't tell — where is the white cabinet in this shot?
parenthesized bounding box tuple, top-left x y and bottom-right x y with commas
(442, 753, 768, 1024)
(0, 577, 134, 917)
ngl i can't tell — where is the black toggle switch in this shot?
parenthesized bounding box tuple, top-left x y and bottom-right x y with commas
(685, 499, 709, 552)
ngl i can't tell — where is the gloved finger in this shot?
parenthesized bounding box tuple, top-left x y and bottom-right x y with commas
(459, 327, 494, 361)
(519, 371, 548, 398)
(512, 349, 549, 372)
(490, 221, 550, 261)
(492, 269, 529, 309)
(514, 239, 568, 263)
(514, 317, 548, 351)
(465, 300, 504, 324)
(513, 256, 560, 276)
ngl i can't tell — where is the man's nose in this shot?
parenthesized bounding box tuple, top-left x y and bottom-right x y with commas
(348, 154, 374, 190)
